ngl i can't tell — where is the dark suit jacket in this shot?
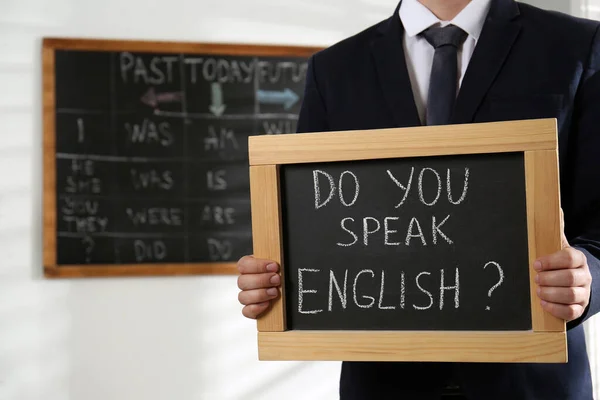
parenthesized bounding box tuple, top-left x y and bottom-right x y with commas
(296, 0, 600, 399)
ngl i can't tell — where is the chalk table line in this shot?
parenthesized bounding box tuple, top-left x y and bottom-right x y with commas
(57, 231, 252, 239)
(55, 108, 299, 120)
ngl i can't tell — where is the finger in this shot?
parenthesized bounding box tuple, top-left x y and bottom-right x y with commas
(535, 248, 586, 271)
(537, 286, 589, 305)
(242, 302, 271, 319)
(536, 268, 591, 287)
(541, 301, 585, 322)
(237, 272, 281, 291)
(237, 255, 279, 274)
(238, 288, 279, 305)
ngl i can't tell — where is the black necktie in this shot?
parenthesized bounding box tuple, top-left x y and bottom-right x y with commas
(421, 25, 468, 125)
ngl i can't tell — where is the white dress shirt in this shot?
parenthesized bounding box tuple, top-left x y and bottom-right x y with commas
(399, 0, 492, 123)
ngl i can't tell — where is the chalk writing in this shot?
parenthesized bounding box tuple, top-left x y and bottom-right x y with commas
(206, 169, 227, 191)
(297, 267, 467, 313)
(329, 269, 348, 311)
(126, 207, 183, 226)
(134, 239, 167, 261)
(336, 215, 453, 248)
(298, 268, 323, 314)
(125, 119, 173, 146)
(207, 238, 233, 261)
(54, 48, 309, 266)
(204, 126, 238, 151)
(63, 216, 108, 233)
(120, 53, 179, 84)
(262, 120, 294, 134)
(130, 168, 174, 190)
(282, 153, 531, 331)
(312, 168, 465, 248)
(65, 177, 102, 194)
(201, 205, 235, 225)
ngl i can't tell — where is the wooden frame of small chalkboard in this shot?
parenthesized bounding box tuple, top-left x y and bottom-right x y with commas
(42, 37, 321, 278)
(248, 118, 567, 363)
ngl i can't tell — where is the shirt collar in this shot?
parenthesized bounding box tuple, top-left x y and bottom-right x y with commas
(399, 0, 492, 40)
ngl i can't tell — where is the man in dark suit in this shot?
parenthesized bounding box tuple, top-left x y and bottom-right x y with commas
(236, 0, 600, 398)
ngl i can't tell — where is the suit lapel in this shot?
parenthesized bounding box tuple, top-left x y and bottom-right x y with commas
(451, 0, 522, 124)
(370, 2, 422, 128)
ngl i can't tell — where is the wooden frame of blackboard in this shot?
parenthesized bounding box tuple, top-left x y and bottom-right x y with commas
(42, 37, 322, 278)
(248, 118, 567, 363)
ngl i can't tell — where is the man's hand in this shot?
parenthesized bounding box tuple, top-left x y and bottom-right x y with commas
(237, 256, 281, 319)
(535, 226, 592, 321)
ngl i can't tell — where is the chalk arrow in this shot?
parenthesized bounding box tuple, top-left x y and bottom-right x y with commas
(209, 82, 227, 117)
(140, 87, 183, 108)
(256, 88, 299, 110)
(141, 87, 158, 107)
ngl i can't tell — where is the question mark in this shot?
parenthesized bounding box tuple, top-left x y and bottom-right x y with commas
(81, 236, 95, 263)
(484, 261, 504, 311)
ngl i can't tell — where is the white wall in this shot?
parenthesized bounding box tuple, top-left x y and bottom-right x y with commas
(580, 0, 600, 22)
(0, 1, 392, 399)
(0, 1, 589, 400)
(522, 0, 572, 13)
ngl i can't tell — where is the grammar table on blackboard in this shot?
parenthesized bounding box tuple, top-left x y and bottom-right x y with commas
(54, 50, 307, 265)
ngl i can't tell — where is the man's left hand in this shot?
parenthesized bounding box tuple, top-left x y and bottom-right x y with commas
(535, 239, 592, 322)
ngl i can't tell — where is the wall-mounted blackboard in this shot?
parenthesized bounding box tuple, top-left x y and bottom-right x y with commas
(248, 120, 567, 363)
(42, 38, 320, 278)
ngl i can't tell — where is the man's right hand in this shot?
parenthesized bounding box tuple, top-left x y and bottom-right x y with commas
(237, 255, 281, 319)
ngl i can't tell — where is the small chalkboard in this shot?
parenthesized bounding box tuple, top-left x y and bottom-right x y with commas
(42, 38, 320, 278)
(249, 119, 567, 363)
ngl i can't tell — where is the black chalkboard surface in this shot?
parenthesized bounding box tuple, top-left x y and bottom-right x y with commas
(43, 38, 320, 277)
(282, 152, 531, 331)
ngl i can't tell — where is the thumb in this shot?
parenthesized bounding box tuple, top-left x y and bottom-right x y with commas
(561, 231, 570, 249)
(560, 208, 569, 249)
